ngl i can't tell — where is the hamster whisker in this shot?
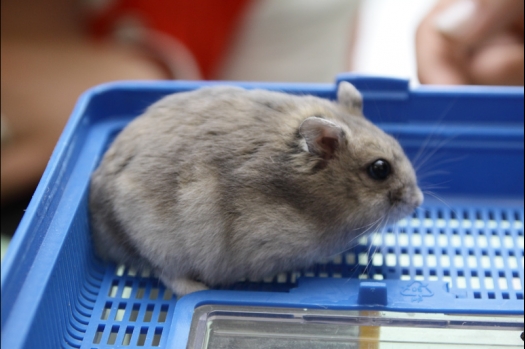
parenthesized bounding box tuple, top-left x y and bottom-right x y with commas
(361, 215, 387, 275)
(423, 190, 458, 218)
(327, 228, 378, 262)
(414, 206, 425, 214)
(411, 127, 443, 168)
(414, 133, 461, 172)
(326, 218, 384, 261)
(419, 154, 468, 172)
(411, 122, 447, 168)
(350, 215, 388, 232)
(411, 98, 458, 168)
(416, 154, 467, 181)
(419, 180, 453, 191)
(344, 215, 387, 280)
(361, 218, 388, 279)
(342, 215, 386, 251)
(417, 153, 468, 192)
(417, 170, 451, 181)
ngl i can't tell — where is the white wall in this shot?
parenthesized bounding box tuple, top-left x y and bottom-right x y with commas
(220, 0, 440, 84)
(352, 0, 439, 85)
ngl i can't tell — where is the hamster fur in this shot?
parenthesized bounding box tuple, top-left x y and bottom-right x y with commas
(89, 82, 423, 296)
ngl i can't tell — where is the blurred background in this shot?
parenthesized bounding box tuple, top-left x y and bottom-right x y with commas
(1, 0, 523, 260)
(352, 0, 437, 82)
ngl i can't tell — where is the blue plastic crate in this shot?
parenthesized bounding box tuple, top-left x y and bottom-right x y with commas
(1, 74, 523, 348)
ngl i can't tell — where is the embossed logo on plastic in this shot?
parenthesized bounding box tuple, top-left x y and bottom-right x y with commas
(401, 281, 434, 302)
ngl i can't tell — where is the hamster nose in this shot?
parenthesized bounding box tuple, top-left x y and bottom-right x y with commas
(414, 188, 424, 207)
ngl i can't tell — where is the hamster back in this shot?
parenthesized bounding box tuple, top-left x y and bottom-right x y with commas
(89, 82, 423, 296)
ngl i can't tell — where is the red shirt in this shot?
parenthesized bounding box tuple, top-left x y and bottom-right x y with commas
(87, 0, 251, 79)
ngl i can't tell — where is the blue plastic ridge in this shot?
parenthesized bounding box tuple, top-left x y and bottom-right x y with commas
(358, 282, 388, 305)
(63, 255, 105, 348)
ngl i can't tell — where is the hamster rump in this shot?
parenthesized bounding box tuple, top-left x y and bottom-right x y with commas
(89, 82, 423, 296)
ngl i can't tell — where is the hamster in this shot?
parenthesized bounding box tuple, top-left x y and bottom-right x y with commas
(89, 82, 423, 296)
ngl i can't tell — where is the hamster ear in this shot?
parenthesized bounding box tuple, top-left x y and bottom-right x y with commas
(337, 81, 363, 116)
(299, 117, 345, 160)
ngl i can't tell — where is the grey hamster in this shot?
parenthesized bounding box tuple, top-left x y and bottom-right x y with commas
(89, 82, 423, 296)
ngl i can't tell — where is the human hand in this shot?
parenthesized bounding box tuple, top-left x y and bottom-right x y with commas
(416, 0, 524, 85)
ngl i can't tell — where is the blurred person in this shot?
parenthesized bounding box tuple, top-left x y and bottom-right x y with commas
(416, 0, 524, 85)
(3, 0, 523, 216)
(1, 0, 171, 208)
(1, 0, 360, 231)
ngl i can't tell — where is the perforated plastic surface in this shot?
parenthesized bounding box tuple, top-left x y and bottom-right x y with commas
(1, 75, 523, 349)
(79, 202, 524, 348)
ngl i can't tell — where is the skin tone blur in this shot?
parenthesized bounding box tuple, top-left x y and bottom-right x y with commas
(416, 0, 524, 85)
(1, 0, 170, 205)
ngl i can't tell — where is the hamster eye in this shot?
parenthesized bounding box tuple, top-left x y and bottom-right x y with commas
(368, 159, 391, 180)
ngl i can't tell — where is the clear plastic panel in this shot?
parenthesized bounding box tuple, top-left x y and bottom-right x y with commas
(188, 305, 524, 349)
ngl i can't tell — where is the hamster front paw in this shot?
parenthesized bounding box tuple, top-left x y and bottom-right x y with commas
(161, 276, 209, 297)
